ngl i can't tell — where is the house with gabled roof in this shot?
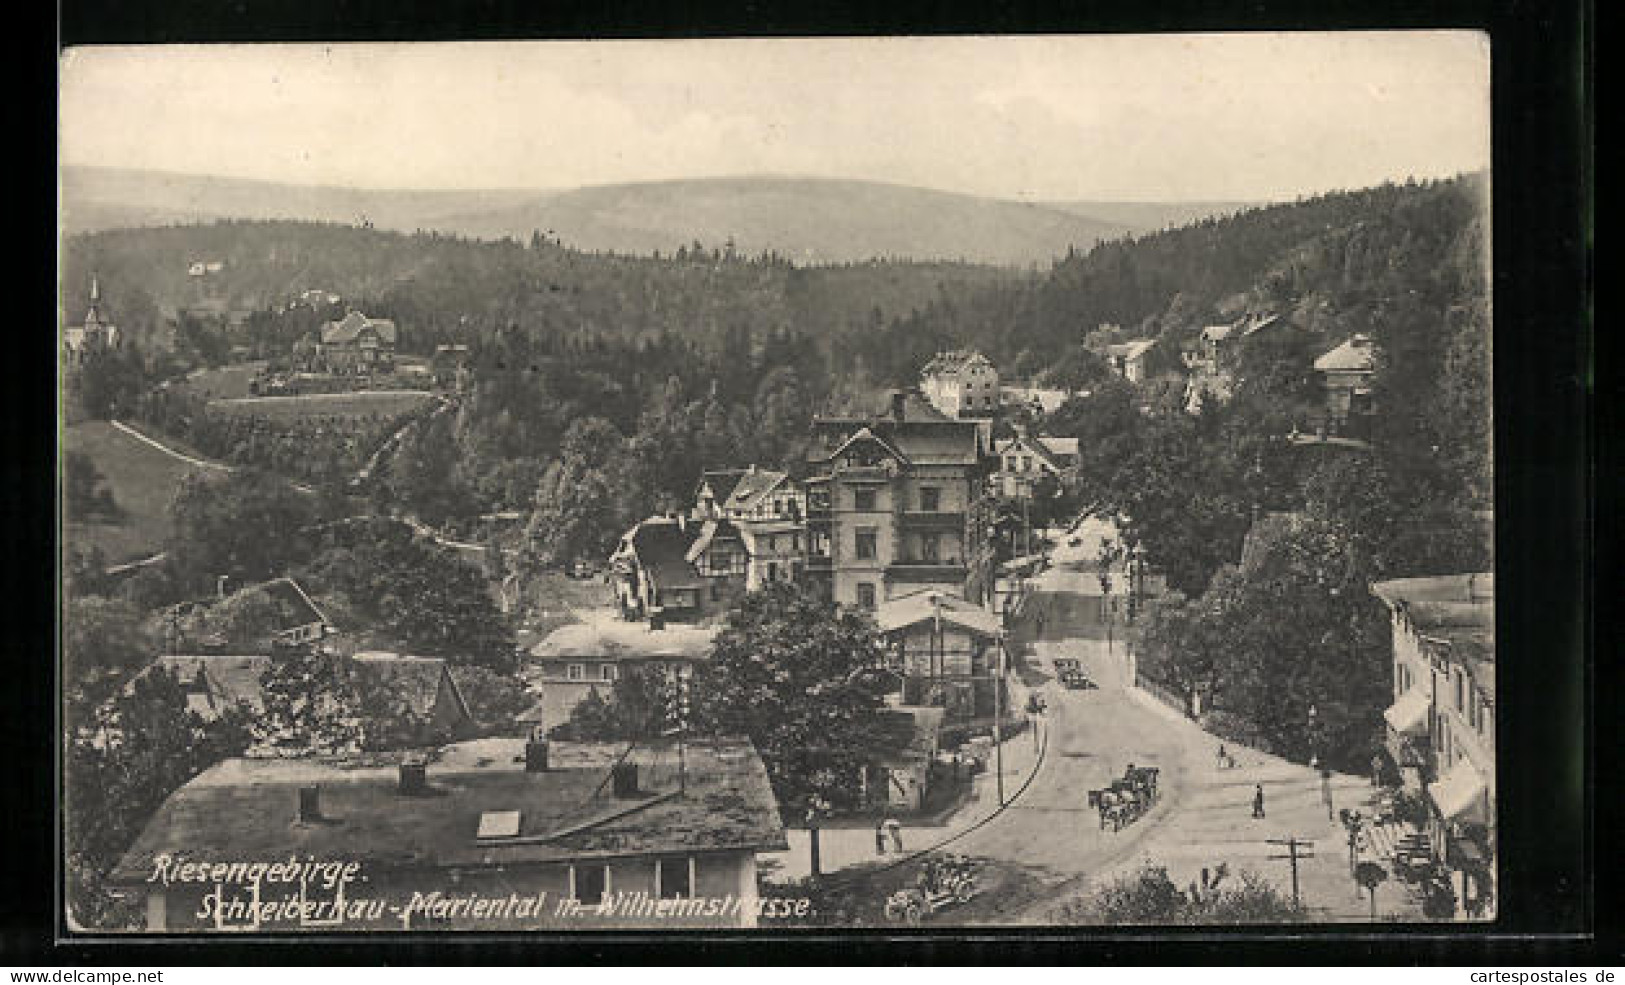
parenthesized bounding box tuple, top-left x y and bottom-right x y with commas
(992, 432, 1077, 500)
(876, 588, 1007, 725)
(526, 622, 717, 732)
(1313, 333, 1378, 428)
(110, 736, 786, 931)
(316, 310, 398, 374)
(920, 349, 1000, 419)
(608, 515, 747, 625)
(137, 651, 473, 736)
(1104, 338, 1157, 383)
(694, 466, 808, 591)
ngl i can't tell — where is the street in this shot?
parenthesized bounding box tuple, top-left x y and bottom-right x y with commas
(834, 518, 1412, 925)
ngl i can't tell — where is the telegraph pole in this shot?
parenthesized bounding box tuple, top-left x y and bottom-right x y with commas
(993, 638, 1006, 806)
(1267, 837, 1316, 909)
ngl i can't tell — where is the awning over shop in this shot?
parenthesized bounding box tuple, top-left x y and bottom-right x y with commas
(1383, 688, 1430, 735)
(1429, 761, 1489, 823)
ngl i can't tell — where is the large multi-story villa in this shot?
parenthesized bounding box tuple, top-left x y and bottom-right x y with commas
(803, 390, 997, 611)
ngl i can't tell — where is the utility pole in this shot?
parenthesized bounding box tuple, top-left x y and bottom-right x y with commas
(1267, 837, 1316, 909)
(993, 639, 1006, 807)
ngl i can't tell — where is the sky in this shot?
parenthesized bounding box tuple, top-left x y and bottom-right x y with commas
(59, 34, 1490, 202)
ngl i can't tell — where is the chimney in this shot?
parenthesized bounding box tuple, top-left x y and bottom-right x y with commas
(525, 734, 550, 773)
(890, 391, 907, 422)
(611, 762, 640, 798)
(398, 758, 428, 795)
(297, 785, 323, 823)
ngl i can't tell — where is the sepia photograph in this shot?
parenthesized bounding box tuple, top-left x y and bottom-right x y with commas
(57, 33, 1499, 934)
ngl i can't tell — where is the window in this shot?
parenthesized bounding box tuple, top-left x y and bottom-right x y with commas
(567, 663, 585, 681)
(855, 529, 877, 560)
(572, 864, 607, 905)
(1021, 456, 1033, 473)
(854, 489, 876, 511)
(768, 562, 780, 582)
(921, 533, 941, 562)
(792, 534, 801, 552)
(856, 583, 877, 610)
(601, 664, 618, 682)
(919, 487, 941, 512)
(658, 857, 693, 899)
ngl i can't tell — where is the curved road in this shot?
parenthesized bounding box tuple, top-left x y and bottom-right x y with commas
(894, 520, 1374, 925)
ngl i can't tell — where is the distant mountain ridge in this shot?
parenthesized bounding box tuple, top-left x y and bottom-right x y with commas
(61, 166, 1256, 267)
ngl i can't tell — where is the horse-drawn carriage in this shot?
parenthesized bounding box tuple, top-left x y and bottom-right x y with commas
(883, 855, 980, 924)
(1087, 765, 1161, 831)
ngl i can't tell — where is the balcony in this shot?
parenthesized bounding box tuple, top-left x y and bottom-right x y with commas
(888, 559, 969, 583)
(834, 465, 894, 483)
(899, 510, 966, 529)
(806, 553, 833, 571)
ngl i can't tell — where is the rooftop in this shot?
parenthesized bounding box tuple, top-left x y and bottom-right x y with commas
(724, 468, 791, 512)
(321, 311, 399, 346)
(140, 652, 460, 721)
(810, 398, 982, 467)
(697, 468, 750, 507)
(921, 349, 994, 377)
(257, 576, 330, 632)
(111, 737, 786, 882)
(531, 621, 718, 662)
(1314, 334, 1378, 373)
(1371, 573, 1494, 606)
(1038, 436, 1079, 459)
(1106, 339, 1157, 360)
(876, 589, 1004, 638)
(624, 517, 706, 591)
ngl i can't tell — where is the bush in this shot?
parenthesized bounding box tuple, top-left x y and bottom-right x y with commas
(1053, 863, 1304, 925)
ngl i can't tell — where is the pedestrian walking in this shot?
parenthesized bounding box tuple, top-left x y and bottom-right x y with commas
(1216, 744, 1228, 770)
(1252, 783, 1266, 819)
(1370, 754, 1384, 787)
(875, 821, 888, 856)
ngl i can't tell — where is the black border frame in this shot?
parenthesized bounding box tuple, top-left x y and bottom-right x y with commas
(15, 0, 1597, 965)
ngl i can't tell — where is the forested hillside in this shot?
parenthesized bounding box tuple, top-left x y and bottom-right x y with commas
(60, 221, 1017, 364)
(852, 174, 1489, 387)
(63, 174, 1489, 594)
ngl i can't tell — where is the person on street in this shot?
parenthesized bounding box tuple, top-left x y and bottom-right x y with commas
(886, 817, 904, 853)
(875, 821, 888, 856)
(1252, 783, 1267, 819)
(1371, 754, 1384, 787)
(1321, 766, 1335, 820)
(1216, 744, 1228, 770)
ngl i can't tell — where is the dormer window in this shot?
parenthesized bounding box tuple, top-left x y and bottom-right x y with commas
(476, 810, 521, 840)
